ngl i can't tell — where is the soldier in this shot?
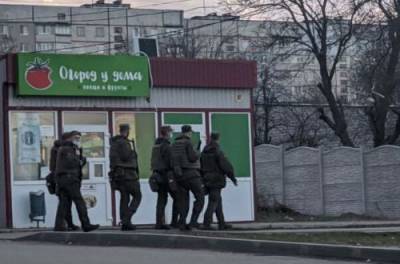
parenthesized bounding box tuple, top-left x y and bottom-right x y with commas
(171, 125, 205, 231)
(50, 132, 79, 231)
(110, 124, 142, 231)
(150, 126, 179, 229)
(201, 132, 237, 230)
(54, 131, 99, 232)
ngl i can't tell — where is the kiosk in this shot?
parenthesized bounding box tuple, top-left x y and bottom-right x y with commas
(0, 53, 257, 228)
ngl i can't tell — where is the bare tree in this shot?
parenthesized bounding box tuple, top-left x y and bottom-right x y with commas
(360, 0, 400, 146)
(223, 0, 372, 146)
(0, 35, 17, 55)
(159, 17, 239, 59)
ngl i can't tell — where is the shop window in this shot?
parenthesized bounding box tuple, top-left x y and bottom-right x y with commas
(163, 113, 204, 147)
(113, 112, 156, 179)
(63, 112, 108, 180)
(10, 112, 57, 181)
(81, 132, 105, 159)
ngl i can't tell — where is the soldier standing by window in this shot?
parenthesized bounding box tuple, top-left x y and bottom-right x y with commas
(171, 125, 205, 231)
(109, 124, 142, 231)
(150, 126, 179, 229)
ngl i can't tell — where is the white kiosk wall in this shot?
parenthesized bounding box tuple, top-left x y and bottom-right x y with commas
(10, 111, 254, 228)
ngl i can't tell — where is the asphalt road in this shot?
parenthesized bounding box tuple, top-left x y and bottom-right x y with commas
(0, 240, 372, 264)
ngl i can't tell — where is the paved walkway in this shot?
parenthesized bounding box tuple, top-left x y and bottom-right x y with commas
(0, 240, 373, 264)
(2, 220, 400, 239)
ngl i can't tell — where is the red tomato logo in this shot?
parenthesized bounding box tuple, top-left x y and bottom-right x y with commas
(25, 58, 53, 90)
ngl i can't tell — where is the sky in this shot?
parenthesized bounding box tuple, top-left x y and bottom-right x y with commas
(0, 0, 225, 17)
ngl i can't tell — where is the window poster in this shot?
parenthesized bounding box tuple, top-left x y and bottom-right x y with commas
(17, 113, 41, 164)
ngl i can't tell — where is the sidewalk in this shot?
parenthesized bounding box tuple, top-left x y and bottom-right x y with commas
(2, 220, 400, 234)
(1, 221, 400, 263)
(10, 230, 400, 263)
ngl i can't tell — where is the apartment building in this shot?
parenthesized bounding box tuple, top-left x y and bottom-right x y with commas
(0, 2, 356, 102)
(170, 14, 356, 103)
(0, 0, 183, 55)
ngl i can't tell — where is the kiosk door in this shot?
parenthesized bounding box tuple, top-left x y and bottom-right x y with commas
(63, 124, 113, 226)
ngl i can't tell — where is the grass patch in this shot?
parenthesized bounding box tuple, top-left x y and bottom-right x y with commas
(257, 206, 384, 222)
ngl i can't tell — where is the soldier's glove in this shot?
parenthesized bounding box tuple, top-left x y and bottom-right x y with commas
(80, 157, 87, 167)
(232, 178, 238, 186)
(197, 140, 202, 151)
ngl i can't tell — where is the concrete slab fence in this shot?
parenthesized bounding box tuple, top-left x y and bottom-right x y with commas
(255, 144, 400, 219)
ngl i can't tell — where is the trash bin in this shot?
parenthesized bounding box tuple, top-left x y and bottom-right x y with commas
(29, 190, 46, 228)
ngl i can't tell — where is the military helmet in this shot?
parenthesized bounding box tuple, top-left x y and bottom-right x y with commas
(119, 124, 130, 132)
(181, 125, 192, 133)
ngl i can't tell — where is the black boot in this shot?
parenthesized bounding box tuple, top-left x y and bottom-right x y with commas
(200, 224, 216, 231)
(155, 224, 170, 230)
(83, 224, 100, 232)
(170, 222, 179, 229)
(68, 224, 80, 231)
(121, 223, 136, 231)
(189, 222, 200, 229)
(218, 223, 233, 230)
(179, 224, 192, 231)
(54, 226, 68, 232)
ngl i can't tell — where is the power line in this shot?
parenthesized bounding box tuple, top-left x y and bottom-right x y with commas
(26, 6, 257, 54)
(34, 10, 242, 53)
(0, 4, 120, 22)
(144, 9, 258, 39)
(135, 0, 194, 8)
(0, 2, 187, 22)
(28, 6, 214, 53)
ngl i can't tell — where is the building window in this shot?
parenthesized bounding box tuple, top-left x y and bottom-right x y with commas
(340, 71, 348, 77)
(36, 42, 54, 52)
(114, 35, 124, 42)
(55, 25, 71, 35)
(36, 25, 52, 35)
(19, 43, 27, 52)
(95, 27, 105, 38)
(225, 45, 235, 52)
(20, 25, 29, 36)
(0, 24, 9, 36)
(76, 26, 86, 37)
(133, 27, 140, 37)
(10, 112, 57, 181)
(114, 43, 125, 51)
(114, 27, 123, 34)
(340, 80, 348, 86)
(57, 13, 66, 21)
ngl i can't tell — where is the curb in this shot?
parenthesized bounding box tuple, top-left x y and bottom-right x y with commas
(17, 231, 400, 263)
(233, 222, 400, 231)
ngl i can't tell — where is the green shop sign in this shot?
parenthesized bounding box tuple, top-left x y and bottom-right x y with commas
(17, 53, 149, 97)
